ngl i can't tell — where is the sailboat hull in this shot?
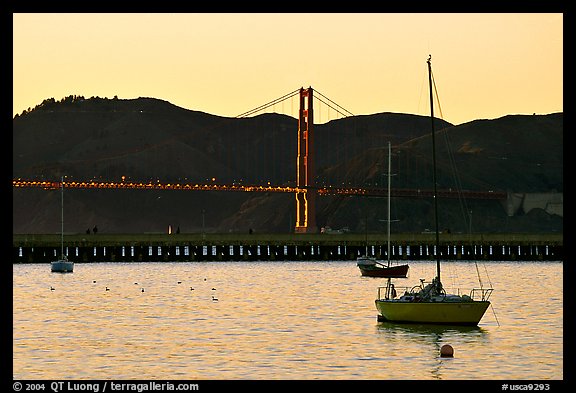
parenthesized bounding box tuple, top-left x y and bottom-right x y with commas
(359, 264, 409, 278)
(51, 260, 74, 273)
(375, 299, 490, 326)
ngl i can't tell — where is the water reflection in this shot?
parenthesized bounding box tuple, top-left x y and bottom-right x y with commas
(376, 321, 487, 336)
(375, 322, 489, 379)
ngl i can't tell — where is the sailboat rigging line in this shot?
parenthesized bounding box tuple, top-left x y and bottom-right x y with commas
(434, 102, 474, 288)
(430, 57, 470, 240)
(431, 60, 496, 292)
(386, 142, 393, 268)
(444, 128, 473, 232)
(430, 68, 444, 120)
(474, 259, 485, 289)
(430, 57, 471, 245)
(427, 55, 441, 288)
(430, 58, 475, 239)
(430, 60, 495, 294)
(490, 303, 501, 327)
(417, 63, 427, 118)
(60, 177, 64, 259)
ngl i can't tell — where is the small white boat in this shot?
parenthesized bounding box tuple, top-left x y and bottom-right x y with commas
(51, 257, 74, 273)
(51, 176, 74, 273)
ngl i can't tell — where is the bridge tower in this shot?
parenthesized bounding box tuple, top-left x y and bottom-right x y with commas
(295, 87, 317, 233)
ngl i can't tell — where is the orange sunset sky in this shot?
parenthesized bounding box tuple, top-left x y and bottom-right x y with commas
(13, 13, 563, 125)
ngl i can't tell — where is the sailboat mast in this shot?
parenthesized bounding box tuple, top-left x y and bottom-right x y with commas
(60, 176, 64, 259)
(427, 55, 441, 283)
(387, 141, 391, 267)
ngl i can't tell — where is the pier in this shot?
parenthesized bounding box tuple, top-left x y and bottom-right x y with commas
(13, 233, 563, 263)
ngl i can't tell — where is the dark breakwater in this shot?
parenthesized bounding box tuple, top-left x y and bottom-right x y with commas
(13, 232, 563, 263)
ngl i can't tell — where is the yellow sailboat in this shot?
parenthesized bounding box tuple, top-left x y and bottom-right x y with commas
(375, 56, 493, 326)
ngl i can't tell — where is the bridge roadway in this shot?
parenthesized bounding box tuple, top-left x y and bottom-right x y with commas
(12, 179, 507, 199)
(13, 232, 563, 263)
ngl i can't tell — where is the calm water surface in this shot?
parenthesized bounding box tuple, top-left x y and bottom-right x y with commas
(13, 260, 563, 380)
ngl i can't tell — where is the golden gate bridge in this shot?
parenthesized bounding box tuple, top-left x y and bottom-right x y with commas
(11, 178, 507, 199)
(13, 87, 506, 233)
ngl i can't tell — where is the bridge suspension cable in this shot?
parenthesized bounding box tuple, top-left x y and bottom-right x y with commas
(235, 88, 301, 118)
(313, 88, 355, 117)
(233, 87, 355, 121)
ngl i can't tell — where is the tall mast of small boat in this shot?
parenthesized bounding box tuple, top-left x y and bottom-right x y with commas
(386, 141, 391, 268)
(60, 176, 64, 259)
(427, 55, 441, 285)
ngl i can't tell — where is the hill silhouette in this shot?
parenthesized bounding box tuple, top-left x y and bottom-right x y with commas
(13, 96, 563, 234)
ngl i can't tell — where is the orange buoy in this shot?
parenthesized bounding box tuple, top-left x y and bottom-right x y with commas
(440, 344, 454, 357)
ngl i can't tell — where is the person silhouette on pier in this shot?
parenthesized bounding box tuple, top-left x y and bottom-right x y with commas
(93, 225, 98, 234)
